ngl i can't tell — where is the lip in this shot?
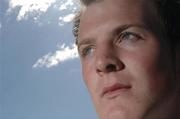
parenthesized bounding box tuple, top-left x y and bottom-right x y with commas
(101, 83, 131, 99)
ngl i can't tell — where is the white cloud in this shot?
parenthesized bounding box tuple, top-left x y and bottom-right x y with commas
(59, 0, 73, 10)
(33, 44, 78, 68)
(7, 0, 79, 25)
(8, 0, 56, 21)
(59, 13, 75, 26)
(57, 0, 78, 26)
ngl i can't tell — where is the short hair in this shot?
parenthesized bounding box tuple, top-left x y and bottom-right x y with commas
(72, 0, 180, 48)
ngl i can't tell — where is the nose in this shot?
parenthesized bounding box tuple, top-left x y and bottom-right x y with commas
(95, 50, 124, 75)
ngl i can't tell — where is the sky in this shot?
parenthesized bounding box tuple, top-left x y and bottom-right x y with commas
(1, 0, 98, 119)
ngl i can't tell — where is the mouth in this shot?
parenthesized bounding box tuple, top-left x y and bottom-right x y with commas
(101, 83, 131, 99)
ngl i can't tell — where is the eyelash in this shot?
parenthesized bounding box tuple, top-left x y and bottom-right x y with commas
(79, 32, 142, 57)
(79, 45, 95, 57)
(116, 31, 142, 43)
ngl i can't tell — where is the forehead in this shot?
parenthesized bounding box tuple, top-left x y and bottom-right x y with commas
(81, 0, 154, 21)
(79, 0, 159, 40)
(81, 0, 145, 23)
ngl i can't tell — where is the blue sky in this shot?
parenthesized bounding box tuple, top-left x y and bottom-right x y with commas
(1, 0, 98, 119)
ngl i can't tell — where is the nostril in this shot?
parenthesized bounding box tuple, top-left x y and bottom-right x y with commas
(96, 56, 125, 74)
(106, 64, 117, 72)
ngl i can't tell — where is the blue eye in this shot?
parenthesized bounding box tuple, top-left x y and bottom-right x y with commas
(81, 46, 94, 57)
(118, 32, 141, 43)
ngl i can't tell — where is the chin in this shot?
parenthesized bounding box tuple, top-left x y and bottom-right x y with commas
(100, 112, 145, 119)
(100, 110, 136, 119)
(97, 101, 148, 119)
(98, 105, 131, 119)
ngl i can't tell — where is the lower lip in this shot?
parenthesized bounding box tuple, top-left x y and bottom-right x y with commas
(103, 88, 130, 99)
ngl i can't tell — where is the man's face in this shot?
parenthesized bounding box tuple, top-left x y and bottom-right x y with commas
(78, 0, 175, 119)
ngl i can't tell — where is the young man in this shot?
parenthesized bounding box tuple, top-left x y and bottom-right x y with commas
(73, 0, 180, 119)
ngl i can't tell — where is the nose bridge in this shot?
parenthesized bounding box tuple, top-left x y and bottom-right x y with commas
(97, 44, 114, 60)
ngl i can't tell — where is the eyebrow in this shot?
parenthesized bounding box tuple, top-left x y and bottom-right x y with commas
(77, 38, 96, 50)
(77, 24, 148, 48)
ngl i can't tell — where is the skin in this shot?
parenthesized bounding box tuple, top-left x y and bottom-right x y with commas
(77, 0, 179, 119)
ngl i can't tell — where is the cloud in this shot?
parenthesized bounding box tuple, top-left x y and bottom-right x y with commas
(8, 0, 56, 21)
(33, 44, 79, 68)
(59, 0, 74, 10)
(59, 13, 76, 26)
(7, 0, 79, 25)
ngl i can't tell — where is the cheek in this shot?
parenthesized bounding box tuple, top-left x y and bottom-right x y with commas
(82, 62, 92, 87)
(82, 60, 98, 95)
(82, 59, 94, 81)
(82, 62, 102, 110)
(123, 41, 171, 103)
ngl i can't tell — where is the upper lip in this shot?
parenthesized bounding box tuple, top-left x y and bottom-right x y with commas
(101, 83, 131, 97)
